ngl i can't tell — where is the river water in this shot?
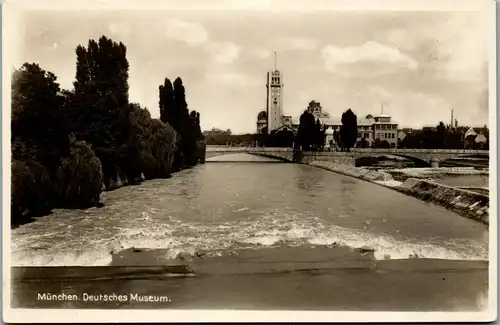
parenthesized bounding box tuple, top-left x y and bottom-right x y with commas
(11, 154, 488, 267)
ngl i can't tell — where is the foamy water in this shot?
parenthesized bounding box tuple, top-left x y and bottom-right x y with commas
(11, 162, 489, 266)
(11, 209, 488, 266)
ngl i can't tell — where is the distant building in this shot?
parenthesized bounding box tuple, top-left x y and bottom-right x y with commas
(256, 110, 267, 134)
(397, 130, 407, 141)
(266, 60, 284, 132)
(464, 127, 488, 149)
(401, 128, 415, 134)
(372, 113, 398, 147)
(203, 128, 232, 137)
(357, 114, 376, 147)
(253, 59, 405, 148)
(289, 104, 397, 148)
(256, 54, 294, 134)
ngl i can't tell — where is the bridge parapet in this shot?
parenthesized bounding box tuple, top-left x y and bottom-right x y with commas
(353, 148, 488, 155)
(204, 147, 488, 167)
(206, 146, 293, 153)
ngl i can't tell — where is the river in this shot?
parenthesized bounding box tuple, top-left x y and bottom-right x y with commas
(10, 154, 490, 311)
(11, 153, 488, 266)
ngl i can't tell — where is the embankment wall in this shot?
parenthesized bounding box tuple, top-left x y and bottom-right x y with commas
(396, 178, 489, 225)
(309, 161, 489, 225)
(309, 161, 393, 181)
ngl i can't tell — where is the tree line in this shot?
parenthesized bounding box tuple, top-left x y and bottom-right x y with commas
(11, 35, 203, 227)
(398, 122, 489, 149)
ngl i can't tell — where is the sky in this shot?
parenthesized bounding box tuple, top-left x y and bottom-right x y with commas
(11, 4, 491, 134)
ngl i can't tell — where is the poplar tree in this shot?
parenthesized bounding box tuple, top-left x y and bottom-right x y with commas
(340, 109, 357, 151)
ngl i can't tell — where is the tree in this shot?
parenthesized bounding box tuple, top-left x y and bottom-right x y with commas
(436, 122, 446, 148)
(72, 36, 130, 189)
(356, 138, 369, 148)
(159, 78, 175, 125)
(11, 159, 52, 224)
(340, 109, 357, 151)
(11, 63, 68, 176)
(159, 77, 202, 169)
(373, 139, 391, 148)
(267, 129, 295, 147)
(11, 63, 70, 223)
(296, 110, 316, 150)
(56, 136, 104, 208)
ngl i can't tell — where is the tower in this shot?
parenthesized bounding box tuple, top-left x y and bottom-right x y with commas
(266, 52, 284, 132)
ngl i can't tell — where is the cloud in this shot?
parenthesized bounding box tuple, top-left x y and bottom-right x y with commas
(206, 41, 242, 63)
(164, 19, 208, 46)
(321, 41, 418, 76)
(274, 37, 319, 51)
(252, 48, 272, 60)
(108, 22, 131, 37)
(435, 15, 489, 82)
(205, 70, 259, 87)
(368, 85, 392, 101)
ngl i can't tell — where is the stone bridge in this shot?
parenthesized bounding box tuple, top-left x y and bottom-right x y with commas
(205, 147, 295, 162)
(352, 148, 489, 167)
(204, 146, 489, 167)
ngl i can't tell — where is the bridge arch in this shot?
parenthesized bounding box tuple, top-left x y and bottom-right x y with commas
(354, 152, 431, 167)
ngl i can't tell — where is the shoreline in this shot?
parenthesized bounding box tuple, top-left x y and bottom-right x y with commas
(11, 163, 201, 229)
(308, 161, 489, 225)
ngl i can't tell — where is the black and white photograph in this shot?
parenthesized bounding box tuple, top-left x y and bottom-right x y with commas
(3, 0, 497, 322)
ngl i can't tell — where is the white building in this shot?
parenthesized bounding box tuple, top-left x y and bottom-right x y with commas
(372, 113, 399, 147)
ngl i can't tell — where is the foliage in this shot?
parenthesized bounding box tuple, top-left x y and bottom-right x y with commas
(55, 137, 104, 208)
(267, 129, 295, 147)
(356, 138, 370, 148)
(159, 77, 203, 168)
(71, 36, 130, 188)
(399, 122, 489, 149)
(11, 63, 69, 176)
(10, 35, 203, 227)
(340, 109, 357, 151)
(372, 139, 391, 149)
(11, 159, 52, 224)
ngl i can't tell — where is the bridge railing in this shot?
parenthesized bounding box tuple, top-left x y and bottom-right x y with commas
(353, 148, 489, 154)
(206, 146, 293, 152)
(206, 146, 488, 155)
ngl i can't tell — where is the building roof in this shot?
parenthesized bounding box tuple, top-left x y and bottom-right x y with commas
(257, 110, 267, 120)
(475, 133, 487, 143)
(358, 117, 375, 126)
(465, 127, 477, 138)
(292, 116, 382, 127)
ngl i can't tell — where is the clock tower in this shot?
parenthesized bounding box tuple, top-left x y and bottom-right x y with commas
(266, 53, 283, 132)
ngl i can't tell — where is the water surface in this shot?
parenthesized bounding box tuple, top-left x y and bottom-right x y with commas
(12, 154, 488, 266)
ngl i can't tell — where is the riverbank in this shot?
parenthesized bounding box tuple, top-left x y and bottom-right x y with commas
(309, 161, 489, 225)
(11, 246, 488, 311)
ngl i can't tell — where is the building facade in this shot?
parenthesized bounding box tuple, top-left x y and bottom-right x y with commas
(372, 113, 398, 147)
(254, 65, 402, 147)
(256, 111, 267, 134)
(266, 69, 284, 132)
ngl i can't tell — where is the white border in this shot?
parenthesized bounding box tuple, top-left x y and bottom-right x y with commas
(2, 0, 497, 322)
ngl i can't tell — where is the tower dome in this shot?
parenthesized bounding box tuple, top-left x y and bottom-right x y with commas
(257, 110, 267, 120)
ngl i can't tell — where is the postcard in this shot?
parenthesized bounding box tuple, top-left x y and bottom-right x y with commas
(3, 0, 497, 322)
